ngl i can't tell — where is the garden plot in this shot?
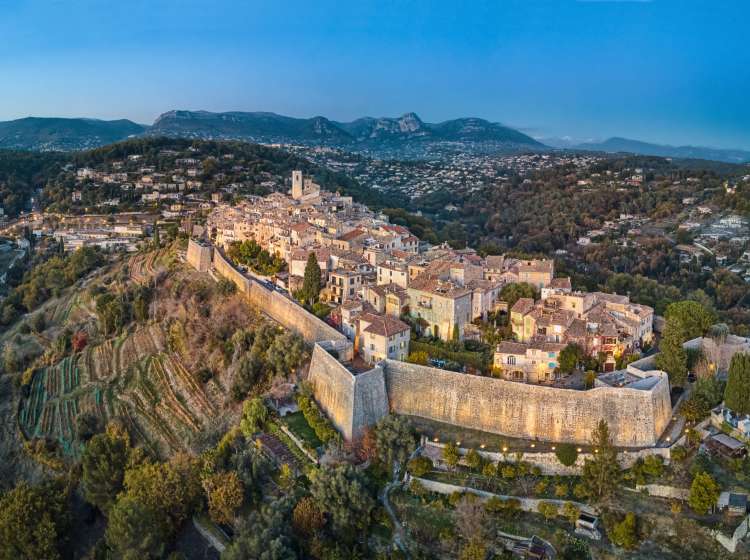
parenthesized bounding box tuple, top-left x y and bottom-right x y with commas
(129, 248, 176, 285)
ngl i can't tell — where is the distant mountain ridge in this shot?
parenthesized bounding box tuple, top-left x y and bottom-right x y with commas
(571, 136, 750, 164)
(150, 110, 544, 149)
(1, 112, 749, 164)
(0, 117, 147, 151)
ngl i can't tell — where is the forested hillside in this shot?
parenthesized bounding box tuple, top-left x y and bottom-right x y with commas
(0, 137, 396, 218)
(0, 151, 67, 217)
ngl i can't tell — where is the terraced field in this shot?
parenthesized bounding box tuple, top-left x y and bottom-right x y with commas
(18, 323, 224, 458)
(129, 247, 176, 285)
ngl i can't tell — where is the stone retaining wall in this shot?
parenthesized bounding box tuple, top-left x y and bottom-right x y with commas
(422, 440, 672, 475)
(713, 514, 749, 553)
(410, 476, 596, 515)
(631, 484, 690, 500)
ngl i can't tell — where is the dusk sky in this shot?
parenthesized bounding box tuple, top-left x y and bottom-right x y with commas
(1, 0, 749, 149)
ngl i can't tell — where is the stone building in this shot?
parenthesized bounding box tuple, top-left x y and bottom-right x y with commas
(357, 313, 410, 364)
(494, 340, 565, 383)
(407, 276, 472, 341)
(510, 291, 654, 371)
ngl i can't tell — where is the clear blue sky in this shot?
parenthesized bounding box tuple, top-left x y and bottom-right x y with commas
(1, 0, 749, 149)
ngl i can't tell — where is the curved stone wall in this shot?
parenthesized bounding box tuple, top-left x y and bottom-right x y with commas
(382, 360, 672, 448)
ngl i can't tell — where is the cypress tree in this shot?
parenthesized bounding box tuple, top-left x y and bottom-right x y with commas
(302, 252, 321, 306)
(724, 352, 750, 414)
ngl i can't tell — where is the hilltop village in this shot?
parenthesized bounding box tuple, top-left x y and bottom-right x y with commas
(205, 170, 655, 382)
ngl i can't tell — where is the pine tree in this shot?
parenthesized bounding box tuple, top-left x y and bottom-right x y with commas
(581, 420, 620, 500)
(152, 225, 160, 248)
(724, 352, 750, 414)
(301, 252, 321, 306)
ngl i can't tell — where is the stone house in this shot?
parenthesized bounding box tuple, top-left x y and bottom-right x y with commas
(505, 259, 554, 289)
(356, 313, 410, 364)
(407, 276, 472, 341)
(377, 261, 409, 288)
(510, 292, 654, 371)
(288, 247, 331, 279)
(494, 341, 565, 383)
(326, 268, 362, 305)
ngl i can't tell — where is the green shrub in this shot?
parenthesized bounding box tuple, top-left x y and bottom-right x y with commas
(555, 443, 578, 466)
(296, 394, 340, 444)
(407, 456, 433, 477)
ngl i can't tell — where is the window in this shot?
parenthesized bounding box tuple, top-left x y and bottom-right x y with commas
(507, 356, 516, 365)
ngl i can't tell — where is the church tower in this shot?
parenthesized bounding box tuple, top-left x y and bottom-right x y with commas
(292, 170, 303, 200)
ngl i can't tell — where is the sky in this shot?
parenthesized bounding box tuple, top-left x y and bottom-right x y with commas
(0, 0, 749, 149)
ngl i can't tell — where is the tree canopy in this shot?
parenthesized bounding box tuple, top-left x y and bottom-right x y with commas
(309, 465, 375, 539)
(0, 480, 69, 560)
(81, 431, 131, 513)
(300, 252, 322, 306)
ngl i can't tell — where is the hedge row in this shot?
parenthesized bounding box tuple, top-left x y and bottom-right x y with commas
(296, 394, 340, 444)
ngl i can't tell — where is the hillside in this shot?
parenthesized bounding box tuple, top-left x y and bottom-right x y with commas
(2, 242, 308, 470)
(0, 117, 147, 151)
(0, 136, 398, 219)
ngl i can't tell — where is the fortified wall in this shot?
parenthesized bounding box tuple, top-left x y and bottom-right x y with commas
(211, 248, 350, 355)
(382, 360, 672, 447)
(193, 239, 671, 448)
(307, 344, 389, 440)
(307, 347, 672, 447)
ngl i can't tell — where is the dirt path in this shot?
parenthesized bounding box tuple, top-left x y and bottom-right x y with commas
(380, 446, 423, 556)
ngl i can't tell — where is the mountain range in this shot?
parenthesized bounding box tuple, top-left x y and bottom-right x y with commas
(1, 112, 748, 164)
(149, 110, 543, 148)
(542, 135, 750, 164)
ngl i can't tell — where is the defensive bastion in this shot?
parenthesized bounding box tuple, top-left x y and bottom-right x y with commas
(190, 239, 672, 447)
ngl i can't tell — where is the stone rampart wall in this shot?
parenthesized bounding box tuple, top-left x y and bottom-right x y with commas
(307, 344, 356, 440)
(212, 248, 347, 345)
(384, 360, 672, 448)
(352, 365, 389, 439)
(212, 248, 252, 293)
